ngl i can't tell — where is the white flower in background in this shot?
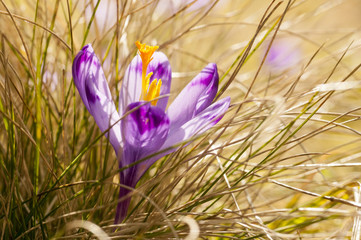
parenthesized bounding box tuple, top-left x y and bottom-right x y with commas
(84, 0, 227, 30)
(85, 0, 117, 34)
(154, 0, 217, 18)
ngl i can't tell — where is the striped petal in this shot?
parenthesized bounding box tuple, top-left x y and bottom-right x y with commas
(133, 97, 230, 183)
(121, 102, 169, 154)
(119, 52, 172, 115)
(72, 44, 122, 153)
(167, 63, 218, 130)
(164, 97, 230, 150)
(115, 102, 170, 223)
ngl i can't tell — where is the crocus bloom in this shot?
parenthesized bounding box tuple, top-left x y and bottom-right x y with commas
(72, 41, 230, 223)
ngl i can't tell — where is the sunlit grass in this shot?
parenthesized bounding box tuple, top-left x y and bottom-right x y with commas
(1, 0, 361, 239)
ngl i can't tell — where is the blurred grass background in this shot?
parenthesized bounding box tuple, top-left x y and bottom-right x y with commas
(1, 0, 361, 239)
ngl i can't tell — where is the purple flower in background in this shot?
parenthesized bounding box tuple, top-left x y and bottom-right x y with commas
(265, 38, 302, 74)
(72, 41, 230, 223)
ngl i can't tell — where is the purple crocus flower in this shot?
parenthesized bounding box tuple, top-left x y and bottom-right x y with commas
(265, 38, 302, 74)
(72, 41, 230, 223)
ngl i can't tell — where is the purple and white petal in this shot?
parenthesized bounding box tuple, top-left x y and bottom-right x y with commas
(133, 97, 230, 181)
(114, 179, 133, 224)
(119, 52, 171, 115)
(72, 44, 122, 153)
(121, 102, 169, 185)
(122, 102, 170, 160)
(147, 52, 172, 111)
(164, 97, 230, 150)
(118, 55, 142, 116)
(115, 150, 138, 223)
(167, 63, 218, 130)
(115, 102, 170, 223)
(84, 78, 122, 153)
(72, 44, 96, 111)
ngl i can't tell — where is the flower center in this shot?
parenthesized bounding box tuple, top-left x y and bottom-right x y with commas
(135, 41, 162, 106)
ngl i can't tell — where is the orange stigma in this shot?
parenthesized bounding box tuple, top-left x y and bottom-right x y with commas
(135, 41, 161, 106)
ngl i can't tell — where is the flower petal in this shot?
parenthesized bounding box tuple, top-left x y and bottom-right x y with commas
(147, 52, 172, 110)
(73, 44, 94, 111)
(118, 55, 142, 116)
(167, 63, 218, 130)
(84, 79, 122, 153)
(115, 102, 170, 223)
(73, 44, 122, 153)
(133, 97, 230, 183)
(121, 101, 169, 182)
(122, 102, 170, 154)
(115, 153, 137, 223)
(119, 52, 172, 115)
(114, 181, 133, 224)
(164, 97, 230, 150)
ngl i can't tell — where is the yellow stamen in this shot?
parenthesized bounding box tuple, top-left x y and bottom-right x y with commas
(135, 41, 159, 69)
(135, 41, 161, 106)
(153, 79, 162, 105)
(143, 72, 152, 99)
(143, 79, 162, 106)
